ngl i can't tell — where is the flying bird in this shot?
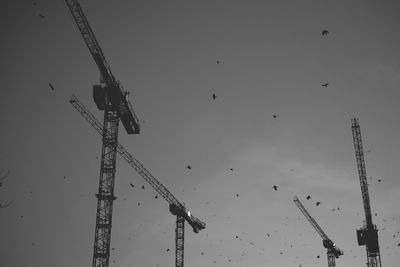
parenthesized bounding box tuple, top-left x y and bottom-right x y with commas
(322, 30, 329, 36)
(48, 82, 55, 91)
(306, 195, 311, 200)
(130, 183, 134, 188)
(321, 83, 329, 87)
(273, 114, 277, 118)
(216, 60, 220, 64)
(141, 185, 145, 190)
(187, 165, 192, 170)
(377, 178, 382, 182)
(166, 248, 170, 252)
(236, 194, 239, 198)
(229, 168, 234, 171)
(316, 201, 321, 206)
(154, 195, 158, 199)
(273, 185, 278, 191)
(212, 93, 217, 100)
(39, 13, 45, 18)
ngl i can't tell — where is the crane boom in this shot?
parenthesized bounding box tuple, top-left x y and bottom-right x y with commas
(351, 118, 372, 227)
(293, 196, 329, 240)
(293, 196, 343, 267)
(65, 0, 140, 134)
(351, 118, 382, 267)
(69, 95, 206, 233)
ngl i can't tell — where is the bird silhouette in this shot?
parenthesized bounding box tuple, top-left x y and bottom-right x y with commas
(48, 82, 55, 91)
(212, 93, 217, 100)
(316, 201, 321, 206)
(236, 194, 239, 197)
(216, 60, 220, 64)
(306, 195, 311, 200)
(322, 30, 329, 36)
(229, 168, 234, 171)
(130, 183, 134, 188)
(187, 165, 192, 170)
(273, 114, 277, 118)
(141, 185, 145, 189)
(39, 14, 45, 18)
(321, 83, 329, 87)
(273, 185, 278, 191)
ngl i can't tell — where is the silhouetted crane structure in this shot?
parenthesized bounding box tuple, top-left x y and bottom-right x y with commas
(69, 95, 206, 267)
(293, 196, 343, 267)
(64, 1, 140, 267)
(351, 118, 382, 267)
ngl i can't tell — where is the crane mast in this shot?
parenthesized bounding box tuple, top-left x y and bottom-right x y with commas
(293, 196, 343, 267)
(70, 95, 205, 267)
(351, 118, 382, 267)
(64, 1, 141, 267)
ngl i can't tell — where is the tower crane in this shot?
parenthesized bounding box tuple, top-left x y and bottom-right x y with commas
(293, 196, 343, 267)
(64, 1, 140, 267)
(351, 118, 382, 267)
(69, 95, 206, 267)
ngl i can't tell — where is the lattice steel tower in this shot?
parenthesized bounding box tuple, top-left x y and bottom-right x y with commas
(70, 96, 205, 267)
(351, 118, 382, 267)
(64, 1, 140, 267)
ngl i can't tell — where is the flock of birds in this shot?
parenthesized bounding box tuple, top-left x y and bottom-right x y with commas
(4, 5, 399, 265)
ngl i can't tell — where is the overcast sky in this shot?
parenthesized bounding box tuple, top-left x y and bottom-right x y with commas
(1, 1, 400, 267)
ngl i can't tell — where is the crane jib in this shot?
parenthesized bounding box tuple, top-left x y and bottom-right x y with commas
(65, 0, 140, 134)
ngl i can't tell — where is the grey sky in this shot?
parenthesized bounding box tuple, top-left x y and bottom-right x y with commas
(0, 0, 399, 267)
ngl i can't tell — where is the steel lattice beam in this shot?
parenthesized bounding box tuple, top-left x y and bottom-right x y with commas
(92, 101, 119, 267)
(351, 118, 382, 267)
(175, 216, 185, 267)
